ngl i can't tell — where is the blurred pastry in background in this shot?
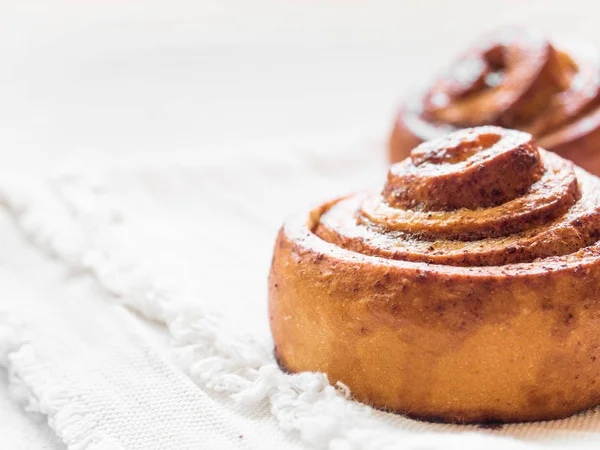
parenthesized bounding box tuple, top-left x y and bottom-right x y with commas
(389, 27, 600, 175)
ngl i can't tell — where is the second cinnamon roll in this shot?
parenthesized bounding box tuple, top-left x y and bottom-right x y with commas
(270, 126, 600, 424)
(390, 27, 600, 175)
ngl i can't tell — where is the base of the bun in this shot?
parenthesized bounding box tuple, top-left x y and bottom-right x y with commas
(275, 346, 598, 425)
(275, 347, 559, 425)
(269, 207, 600, 425)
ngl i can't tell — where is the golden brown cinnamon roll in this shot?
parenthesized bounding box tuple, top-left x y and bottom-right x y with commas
(270, 126, 600, 424)
(390, 27, 600, 175)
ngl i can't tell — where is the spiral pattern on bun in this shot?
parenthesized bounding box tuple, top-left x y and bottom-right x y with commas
(270, 127, 600, 424)
(390, 27, 600, 176)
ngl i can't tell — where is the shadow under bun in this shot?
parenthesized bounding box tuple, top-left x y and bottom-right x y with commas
(390, 27, 600, 176)
(271, 126, 600, 424)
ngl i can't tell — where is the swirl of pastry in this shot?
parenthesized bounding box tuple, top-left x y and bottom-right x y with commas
(270, 127, 600, 424)
(390, 27, 600, 176)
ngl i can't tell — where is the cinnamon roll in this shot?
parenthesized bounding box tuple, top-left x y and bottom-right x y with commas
(270, 126, 600, 424)
(390, 27, 600, 176)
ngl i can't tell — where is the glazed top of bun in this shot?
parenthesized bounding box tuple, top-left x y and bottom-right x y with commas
(316, 126, 600, 268)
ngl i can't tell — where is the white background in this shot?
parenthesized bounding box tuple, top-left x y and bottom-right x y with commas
(2, 0, 600, 169)
(2, 1, 600, 448)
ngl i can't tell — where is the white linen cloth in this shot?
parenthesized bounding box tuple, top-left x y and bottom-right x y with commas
(1, 138, 600, 449)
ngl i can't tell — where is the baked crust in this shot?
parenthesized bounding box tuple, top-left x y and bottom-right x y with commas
(270, 127, 600, 423)
(389, 27, 600, 176)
